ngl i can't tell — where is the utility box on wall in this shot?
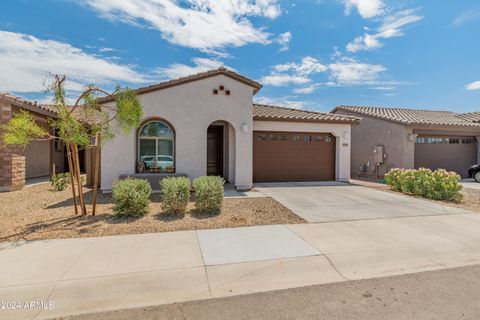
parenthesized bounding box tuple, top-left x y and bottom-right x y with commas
(373, 145, 385, 164)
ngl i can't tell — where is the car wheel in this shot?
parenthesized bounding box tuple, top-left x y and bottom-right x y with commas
(474, 171, 480, 183)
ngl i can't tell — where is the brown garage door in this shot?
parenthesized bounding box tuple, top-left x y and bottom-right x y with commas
(414, 135, 477, 178)
(253, 131, 336, 182)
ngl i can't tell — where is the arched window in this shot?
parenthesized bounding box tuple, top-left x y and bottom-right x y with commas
(138, 120, 174, 173)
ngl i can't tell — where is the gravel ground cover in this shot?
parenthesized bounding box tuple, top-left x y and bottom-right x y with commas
(0, 183, 304, 242)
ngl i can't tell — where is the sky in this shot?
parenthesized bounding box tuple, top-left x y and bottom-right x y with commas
(0, 0, 479, 113)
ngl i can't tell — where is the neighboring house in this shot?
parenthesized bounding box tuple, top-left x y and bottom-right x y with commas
(99, 68, 359, 191)
(0, 93, 64, 191)
(331, 106, 480, 178)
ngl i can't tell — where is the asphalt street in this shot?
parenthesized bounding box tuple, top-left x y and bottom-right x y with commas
(58, 264, 480, 320)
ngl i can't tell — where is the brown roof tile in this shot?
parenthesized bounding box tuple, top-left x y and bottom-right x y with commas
(0, 92, 58, 117)
(332, 105, 480, 127)
(253, 103, 360, 124)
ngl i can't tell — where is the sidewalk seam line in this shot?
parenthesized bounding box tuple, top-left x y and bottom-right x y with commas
(33, 237, 99, 320)
(195, 230, 213, 298)
(286, 225, 349, 281)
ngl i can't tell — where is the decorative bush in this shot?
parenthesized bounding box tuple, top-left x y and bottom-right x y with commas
(192, 176, 225, 213)
(112, 178, 151, 217)
(160, 176, 191, 214)
(385, 168, 462, 202)
(50, 173, 71, 191)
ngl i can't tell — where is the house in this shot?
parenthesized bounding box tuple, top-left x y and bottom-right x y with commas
(331, 106, 480, 178)
(99, 68, 360, 191)
(0, 93, 65, 191)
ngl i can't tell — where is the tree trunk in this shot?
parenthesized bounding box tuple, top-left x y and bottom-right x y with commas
(92, 132, 101, 216)
(66, 143, 78, 215)
(73, 144, 87, 215)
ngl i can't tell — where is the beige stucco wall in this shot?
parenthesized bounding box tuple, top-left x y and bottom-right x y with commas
(252, 121, 352, 181)
(332, 110, 412, 177)
(101, 74, 254, 191)
(332, 110, 480, 178)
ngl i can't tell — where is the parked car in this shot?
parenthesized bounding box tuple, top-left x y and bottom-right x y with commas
(468, 164, 480, 182)
(140, 155, 174, 170)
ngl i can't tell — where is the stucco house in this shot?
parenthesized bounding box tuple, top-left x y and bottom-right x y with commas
(99, 68, 360, 191)
(0, 93, 66, 192)
(331, 106, 480, 178)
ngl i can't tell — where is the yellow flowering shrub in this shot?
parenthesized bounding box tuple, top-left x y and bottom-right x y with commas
(385, 168, 462, 202)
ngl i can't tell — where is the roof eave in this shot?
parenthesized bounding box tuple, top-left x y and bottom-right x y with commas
(253, 117, 360, 125)
(98, 68, 262, 104)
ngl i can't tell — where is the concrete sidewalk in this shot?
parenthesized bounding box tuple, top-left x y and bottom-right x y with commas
(2, 213, 480, 319)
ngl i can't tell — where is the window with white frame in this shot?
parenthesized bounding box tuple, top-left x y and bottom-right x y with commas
(138, 120, 174, 173)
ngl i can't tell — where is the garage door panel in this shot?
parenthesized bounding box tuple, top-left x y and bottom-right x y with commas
(253, 131, 335, 182)
(25, 140, 50, 179)
(414, 135, 477, 178)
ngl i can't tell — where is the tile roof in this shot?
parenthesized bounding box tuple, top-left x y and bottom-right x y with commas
(98, 67, 262, 103)
(332, 105, 480, 127)
(0, 92, 58, 117)
(0, 93, 103, 123)
(456, 112, 480, 123)
(253, 103, 361, 124)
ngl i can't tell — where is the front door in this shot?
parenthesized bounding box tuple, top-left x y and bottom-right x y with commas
(207, 125, 223, 176)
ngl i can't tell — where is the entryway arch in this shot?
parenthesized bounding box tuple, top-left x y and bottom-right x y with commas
(206, 120, 236, 183)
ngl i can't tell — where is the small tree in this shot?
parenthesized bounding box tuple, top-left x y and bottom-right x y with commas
(1, 75, 143, 215)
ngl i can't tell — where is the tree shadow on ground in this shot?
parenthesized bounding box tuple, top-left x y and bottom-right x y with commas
(154, 212, 186, 222)
(0, 213, 111, 243)
(46, 190, 164, 209)
(46, 189, 113, 209)
(189, 209, 221, 220)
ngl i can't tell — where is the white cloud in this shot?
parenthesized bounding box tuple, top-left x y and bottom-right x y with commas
(261, 74, 310, 86)
(346, 9, 422, 52)
(273, 56, 327, 76)
(466, 81, 480, 91)
(155, 57, 229, 79)
(370, 85, 395, 91)
(343, 0, 385, 19)
(255, 95, 313, 109)
(80, 0, 282, 52)
(293, 84, 321, 94)
(453, 8, 480, 27)
(277, 31, 292, 52)
(262, 55, 387, 90)
(262, 56, 327, 87)
(328, 57, 385, 85)
(0, 30, 148, 93)
(99, 47, 118, 53)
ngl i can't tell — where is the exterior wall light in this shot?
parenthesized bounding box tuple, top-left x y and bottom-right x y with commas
(241, 123, 248, 133)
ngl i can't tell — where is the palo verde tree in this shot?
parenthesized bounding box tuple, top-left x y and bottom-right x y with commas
(1, 75, 143, 216)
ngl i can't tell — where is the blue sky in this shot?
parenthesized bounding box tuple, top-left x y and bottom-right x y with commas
(1, 0, 479, 112)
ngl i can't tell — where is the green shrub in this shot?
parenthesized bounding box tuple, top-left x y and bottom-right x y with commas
(112, 178, 151, 217)
(160, 176, 191, 214)
(193, 176, 225, 213)
(385, 168, 462, 202)
(50, 173, 71, 191)
(384, 168, 402, 192)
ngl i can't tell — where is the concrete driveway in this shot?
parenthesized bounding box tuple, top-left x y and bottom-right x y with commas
(461, 179, 480, 190)
(255, 182, 470, 223)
